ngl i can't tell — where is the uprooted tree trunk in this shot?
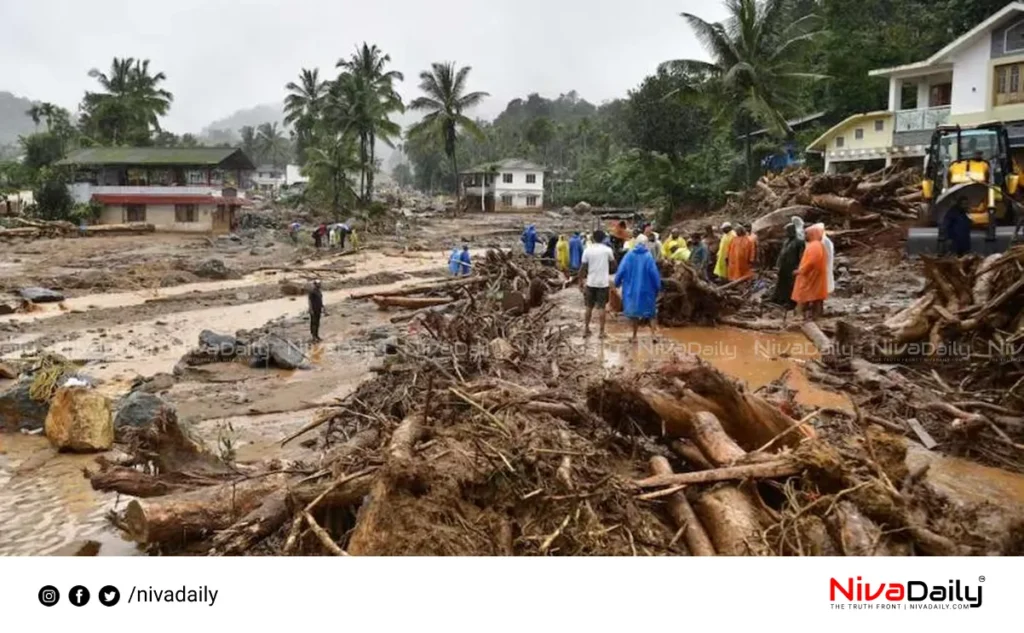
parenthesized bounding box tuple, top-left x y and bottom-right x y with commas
(648, 456, 716, 556)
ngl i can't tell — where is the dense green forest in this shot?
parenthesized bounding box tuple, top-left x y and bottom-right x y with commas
(401, 0, 1012, 217)
(1, 0, 1013, 221)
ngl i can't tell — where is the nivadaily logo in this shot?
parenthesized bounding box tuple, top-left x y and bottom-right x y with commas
(830, 576, 984, 610)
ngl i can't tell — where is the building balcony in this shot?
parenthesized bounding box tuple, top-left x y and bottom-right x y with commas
(69, 183, 246, 204)
(463, 185, 496, 197)
(894, 106, 951, 132)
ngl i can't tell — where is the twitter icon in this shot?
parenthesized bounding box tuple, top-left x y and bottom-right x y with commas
(99, 586, 120, 607)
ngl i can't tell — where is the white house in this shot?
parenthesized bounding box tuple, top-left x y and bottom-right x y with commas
(251, 164, 287, 192)
(58, 147, 254, 233)
(285, 164, 308, 187)
(461, 159, 546, 211)
(869, 1, 1024, 151)
(808, 2, 1024, 172)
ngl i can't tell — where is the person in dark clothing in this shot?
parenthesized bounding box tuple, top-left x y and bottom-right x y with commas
(308, 280, 327, 342)
(542, 234, 559, 266)
(772, 223, 805, 308)
(941, 196, 973, 256)
(313, 223, 327, 249)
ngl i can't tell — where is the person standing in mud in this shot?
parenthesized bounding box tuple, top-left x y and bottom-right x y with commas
(308, 280, 327, 343)
(580, 229, 616, 339)
(772, 223, 804, 309)
(614, 234, 662, 342)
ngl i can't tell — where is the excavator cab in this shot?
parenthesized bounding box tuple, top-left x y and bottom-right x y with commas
(909, 123, 1021, 255)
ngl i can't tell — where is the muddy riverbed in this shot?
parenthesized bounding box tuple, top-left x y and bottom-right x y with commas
(0, 211, 922, 555)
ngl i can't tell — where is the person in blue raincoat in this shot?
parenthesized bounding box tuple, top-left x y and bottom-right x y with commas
(458, 243, 472, 276)
(614, 234, 662, 342)
(448, 246, 462, 276)
(568, 232, 584, 272)
(521, 224, 538, 256)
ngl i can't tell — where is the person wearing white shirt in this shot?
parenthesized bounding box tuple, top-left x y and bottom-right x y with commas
(580, 229, 616, 339)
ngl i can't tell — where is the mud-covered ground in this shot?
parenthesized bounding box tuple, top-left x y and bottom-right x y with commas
(0, 210, 927, 555)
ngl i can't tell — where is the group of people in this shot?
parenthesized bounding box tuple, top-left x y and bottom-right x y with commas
(290, 221, 357, 250)
(771, 217, 835, 319)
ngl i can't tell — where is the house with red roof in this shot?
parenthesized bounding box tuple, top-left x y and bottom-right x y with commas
(57, 147, 256, 233)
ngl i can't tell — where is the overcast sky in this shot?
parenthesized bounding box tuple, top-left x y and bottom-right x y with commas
(0, 0, 728, 133)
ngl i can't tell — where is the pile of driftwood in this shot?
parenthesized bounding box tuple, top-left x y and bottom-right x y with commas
(353, 249, 570, 323)
(655, 260, 767, 327)
(0, 217, 155, 240)
(741, 167, 922, 252)
(797, 247, 1024, 470)
(81, 260, 1024, 555)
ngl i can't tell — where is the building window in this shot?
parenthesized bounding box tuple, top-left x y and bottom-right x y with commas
(502, 173, 513, 184)
(126, 169, 148, 186)
(526, 173, 536, 184)
(874, 119, 884, 132)
(995, 62, 1024, 105)
(187, 170, 208, 185)
(175, 204, 198, 223)
(526, 195, 538, 207)
(854, 128, 864, 140)
(125, 204, 146, 222)
(835, 136, 845, 149)
(500, 194, 513, 206)
(929, 82, 952, 107)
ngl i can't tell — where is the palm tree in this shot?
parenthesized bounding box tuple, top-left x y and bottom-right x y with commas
(407, 62, 489, 209)
(662, 0, 822, 185)
(38, 103, 57, 132)
(284, 68, 330, 125)
(82, 57, 173, 144)
(305, 134, 361, 217)
(336, 43, 405, 204)
(25, 105, 42, 131)
(257, 122, 288, 167)
(239, 125, 258, 160)
(284, 68, 330, 165)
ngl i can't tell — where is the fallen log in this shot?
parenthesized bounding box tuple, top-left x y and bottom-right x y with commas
(122, 472, 293, 545)
(637, 389, 746, 464)
(350, 276, 480, 300)
(801, 321, 833, 354)
(634, 460, 801, 488)
(371, 296, 453, 310)
(694, 486, 771, 555)
(87, 464, 191, 498)
(210, 468, 376, 555)
(648, 456, 716, 556)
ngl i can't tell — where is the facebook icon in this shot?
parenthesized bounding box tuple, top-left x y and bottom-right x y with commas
(69, 586, 90, 607)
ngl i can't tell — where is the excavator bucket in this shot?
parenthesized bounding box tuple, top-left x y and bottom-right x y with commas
(906, 182, 1021, 256)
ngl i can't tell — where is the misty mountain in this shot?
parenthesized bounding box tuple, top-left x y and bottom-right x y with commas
(200, 103, 285, 141)
(0, 91, 39, 146)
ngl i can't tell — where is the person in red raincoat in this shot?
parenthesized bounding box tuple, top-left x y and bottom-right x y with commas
(791, 224, 828, 320)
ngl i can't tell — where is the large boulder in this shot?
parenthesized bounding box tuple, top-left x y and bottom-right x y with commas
(44, 387, 113, 452)
(0, 361, 17, 379)
(0, 379, 50, 432)
(250, 335, 309, 370)
(114, 391, 176, 430)
(18, 287, 64, 303)
(573, 201, 593, 214)
(193, 258, 238, 280)
(198, 330, 238, 359)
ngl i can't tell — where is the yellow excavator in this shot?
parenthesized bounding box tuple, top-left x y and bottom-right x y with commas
(910, 122, 1023, 255)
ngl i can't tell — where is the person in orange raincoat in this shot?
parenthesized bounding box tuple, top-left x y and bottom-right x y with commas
(791, 224, 829, 320)
(726, 225, 756, 281)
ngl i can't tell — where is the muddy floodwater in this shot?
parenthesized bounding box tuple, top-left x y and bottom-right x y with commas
(597, 322, 851, 411)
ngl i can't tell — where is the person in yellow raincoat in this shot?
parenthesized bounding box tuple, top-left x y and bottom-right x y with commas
(668, 240, 690, 262)
(713, 222, 735, 280)
(556, 235, 570, 271)
(661, 231, 680, 258)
